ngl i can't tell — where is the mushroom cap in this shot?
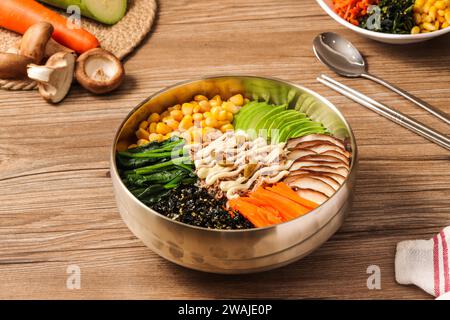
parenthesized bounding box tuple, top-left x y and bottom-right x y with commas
(19, 22, 54, 64)
(75, 48, 125, 94)
(0, 53, 34, 79)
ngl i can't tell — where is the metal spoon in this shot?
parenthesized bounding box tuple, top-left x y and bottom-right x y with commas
(313, 32, 450, 125)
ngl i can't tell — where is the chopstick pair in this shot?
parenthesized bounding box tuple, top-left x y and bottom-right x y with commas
(317, 75, 450, 152)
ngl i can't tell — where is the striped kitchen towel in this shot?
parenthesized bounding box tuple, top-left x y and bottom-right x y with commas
(395, 226, 450, 298)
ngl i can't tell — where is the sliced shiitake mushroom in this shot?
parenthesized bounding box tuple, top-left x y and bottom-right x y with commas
(290, 160, 349, 171)
(287, 134, 345, 150)
(75, 48, 124, 94)
(0, 53, 34, 79)
(289, 169, 346, 185)
(296, 189, 328, 205)
(284, 176, 335, 197)
(287, 149, 317, 161)
(19, 22, 54, 64)
(298, 165, 349, 177)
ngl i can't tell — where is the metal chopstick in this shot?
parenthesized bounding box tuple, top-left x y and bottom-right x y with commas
(317, 74, 450, 151)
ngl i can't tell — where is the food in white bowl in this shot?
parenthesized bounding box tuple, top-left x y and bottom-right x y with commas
(316, 0, 450, 44)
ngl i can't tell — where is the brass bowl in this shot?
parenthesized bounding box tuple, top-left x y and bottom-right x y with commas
(110, 75, 358, 274)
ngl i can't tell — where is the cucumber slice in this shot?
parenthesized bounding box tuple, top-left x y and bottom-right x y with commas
(40, 0, 127, 25)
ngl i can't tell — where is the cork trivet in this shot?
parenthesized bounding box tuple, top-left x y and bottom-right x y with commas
(0, 0, 157, 91)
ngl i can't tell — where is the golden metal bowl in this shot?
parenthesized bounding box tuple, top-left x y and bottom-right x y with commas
(110, 76, 358, 274)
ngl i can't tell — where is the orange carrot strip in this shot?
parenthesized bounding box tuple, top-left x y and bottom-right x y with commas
(228, 198, 269, 228)
(0, 0, 99, 53)
(251, 187, 311, 221)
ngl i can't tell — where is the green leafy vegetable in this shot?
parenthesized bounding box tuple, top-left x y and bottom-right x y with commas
(361, 0, 415, 34)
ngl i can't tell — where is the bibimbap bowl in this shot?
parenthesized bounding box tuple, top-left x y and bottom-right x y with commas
(110, 76, 358, 274)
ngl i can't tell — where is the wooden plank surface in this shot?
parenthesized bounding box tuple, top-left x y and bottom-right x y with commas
(0, 0, 449, 299)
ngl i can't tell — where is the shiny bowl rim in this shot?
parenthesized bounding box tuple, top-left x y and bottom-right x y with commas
(110, 74, 358, 234)
(316, 0, 450, 41)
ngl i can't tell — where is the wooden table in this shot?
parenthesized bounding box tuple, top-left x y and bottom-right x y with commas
(0, 0, 449, 300)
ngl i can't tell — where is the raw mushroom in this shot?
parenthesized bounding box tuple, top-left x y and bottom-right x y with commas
(75, 48, 124, 94)
(0, 53, 34, 79)
(27, 52, 76, 104)
(19, 22, 54, 64)
(10, 38, 74, 59)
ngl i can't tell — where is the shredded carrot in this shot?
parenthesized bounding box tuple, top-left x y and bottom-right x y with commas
(250, 187, 310, 221)
(332, 0, 379, 26)
(228, 198, 269, 228)
(266, 182, 319, 209)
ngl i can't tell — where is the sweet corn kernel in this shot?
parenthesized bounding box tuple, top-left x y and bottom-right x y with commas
(411, 26, 421, 34)
(198, 100, 211, 112)
(137, 139, 149, 146)
(136, 128, 150, 140)
(194, 95, 208, 102)
(193, 105, 201, 113)
(165, 119, 179, 131)
(192, 113, 203, 122)
(179, 116, 194, 131)
(229, 94, 244, 106)
(223, 101, 239, 114)
(220, 124, 234, 133)
(182, 103, 194, 115)
(128, 144, 138, 149)
(436, 0, 446, 9)
(170, 109, 183, 121)
(148, 122, 157, 134)
(148, 113, 160, 123)
(217, 110, 228, 121)
(205, 117, 218, 128)
(139, 120, 149, 130)
(156, 122, 172, 135)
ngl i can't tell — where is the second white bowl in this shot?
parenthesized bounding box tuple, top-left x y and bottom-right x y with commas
(316, 0, 450, 44)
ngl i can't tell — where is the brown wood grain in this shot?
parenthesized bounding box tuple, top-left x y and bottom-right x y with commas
(0, 0, 449, 299)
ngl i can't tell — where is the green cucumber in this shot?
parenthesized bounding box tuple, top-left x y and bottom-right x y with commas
(40, 0, 127, 25)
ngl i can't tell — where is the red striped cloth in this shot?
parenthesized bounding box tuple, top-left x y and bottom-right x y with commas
(395, 227, 450, 298)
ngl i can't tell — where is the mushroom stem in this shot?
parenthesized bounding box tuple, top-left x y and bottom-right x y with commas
(27, 52, 76, 104)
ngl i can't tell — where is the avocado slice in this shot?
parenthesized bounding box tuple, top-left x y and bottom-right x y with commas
(267, 110, 306, 137)
(255, 104, 287, 133)
(278, 123, 326, 143)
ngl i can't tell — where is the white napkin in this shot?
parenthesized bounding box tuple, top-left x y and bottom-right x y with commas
(395, 227, 450, 298)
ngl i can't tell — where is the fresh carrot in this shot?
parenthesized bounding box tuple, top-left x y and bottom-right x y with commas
(266, 182, 319, 209)
(239, 197, 284, 225)
(0, 0, 99, 53)
(250, 186, 310, 220)
(228, 198, 269, 228)
(332, 0, 378, 26)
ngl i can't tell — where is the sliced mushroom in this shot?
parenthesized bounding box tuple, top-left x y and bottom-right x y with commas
(287, 149, 317, 161)
(298, 165, 349, 177)
(287, 172, 341, 190)
(296, 189, 328, 205)
(290, 160, 349, 171)
(75, 48, 124, 94)
(284, 176, 335, 197)
(297, 155, 349, 168)
(287, 134, 345, 150)
(19, 22, 54, 64)
(292, 169, 346, 185)
(27, 52, 76, 104)
(306, 141, 350, 157)
(0, 53, 34, 79)
(320, 150, 350, 165)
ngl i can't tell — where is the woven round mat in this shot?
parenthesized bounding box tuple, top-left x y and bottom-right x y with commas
(0, 0, 157, 91)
